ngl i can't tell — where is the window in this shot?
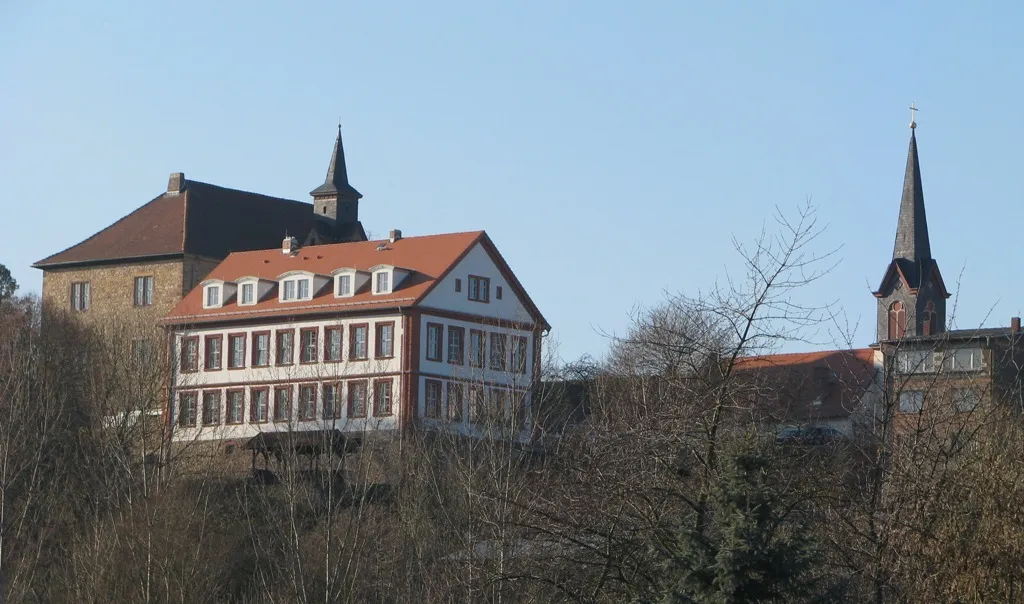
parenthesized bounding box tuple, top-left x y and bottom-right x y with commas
(180, 336, 199, 372)
(283, 280, 296, 300)
(922, 301, 937, 336)
(132, 339, 154, 365)
(489, 333, 507, 371)
(888, 301, 906, 340)
(300, 328, 318, 363)
(511, 336, 528, 374)
(496, 286, 503, 300)
(273, 386, 292, 422)
(469, 384, 485, 423)
(241, 283, 255, 305)
(71, 281, 90, 311)
(204, 335, 222, 370)
(469, 329, 486, 368)
(202, 391, 221, 425)
(226, 390, 245, 424)
(489, 388, 508, 426)
(455, 278, 462, 293)
(425, 380, 442, 419)
(205, 286, 220, 307)
(513, 391, 528, 431)
(447, 382, 464, 422)
(447, 326, 465, 365)
(178, 392, 197, 427)
(228, 333, 246, 369)
(468, 275, 490, 302)
(376, 323, 395, 358)
(374, 379, 393, 416)
(348, 380, 368, 418)
(250, 388, 269, 423)
(325, 327, 343, 361)
(323, 383, 342, 419)
(374, 271, 390, 294)
(946, 347, 983, 371)
(896, 349, 934, 374)
(336, 274, 352, 296)
(298, 384, 317, 420)
(899, 390, 925, 413)
(350, 324, 368, 360)
(953, 388, 980, 413)
(276, 330, 294, 365)
(134, 276, 154, 306)
(426, 323, 443, 361)
(297, 279, 310, 299)
(252, 332, 271, 366)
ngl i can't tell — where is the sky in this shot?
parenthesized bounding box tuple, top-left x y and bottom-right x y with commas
(2, 1, 1024, 363)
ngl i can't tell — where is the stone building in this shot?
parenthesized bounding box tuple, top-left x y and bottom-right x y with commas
(32, 128, 367, 329)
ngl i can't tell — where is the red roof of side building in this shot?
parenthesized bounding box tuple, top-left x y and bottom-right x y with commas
(33, 180, 328, 268)
(163, 231, 549, 329)
(732, 349, 880, 421)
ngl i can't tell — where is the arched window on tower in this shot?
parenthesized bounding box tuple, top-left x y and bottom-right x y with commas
(922, 301, 937, 336)
(889, 301, 907, 340)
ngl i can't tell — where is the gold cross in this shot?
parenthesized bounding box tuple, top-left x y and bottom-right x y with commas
(910, 102, 918, 129)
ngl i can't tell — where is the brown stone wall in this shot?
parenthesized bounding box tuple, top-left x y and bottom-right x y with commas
(42, 258, 185, 330)
(181, 254, 222, 296)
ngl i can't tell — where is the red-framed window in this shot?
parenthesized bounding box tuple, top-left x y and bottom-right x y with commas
(425, 322, 443, 361)
(350, 323, 369, 360)
(250, 387, 270, 423)
(489, 333, 507, 371)
(276, 329, 294, 365)
(252, 331, 271, 367)
(468, 275, 490, 303)
(228, 332, 246, 369)
(180, 336, 199, 372)
(348, 380, 368, 418)
(424, 379, 442, 419)
(447, 382, 464, 423)
(511, 336, 528, 374)
(226, 389, 245, 424)
(204, 335, 223, 370)
(325, 326, 344, 362)
(322, 382, 343, 419)
(298, 383, 317, 420)
(300, 328, 319, 364)
(375, 322, 395, 358)
(447, 326, 465, 365)
(201, 390, 221, 425)
(374, 378, 394, 416)
(273, 386, 292, 422)
(469, 329, 486, 368)
(178, 391, 198, 427)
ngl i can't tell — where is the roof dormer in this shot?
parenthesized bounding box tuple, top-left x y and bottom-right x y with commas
(331, 267, 370, 298)
(368, 264, 410, 295)
(276, 270, 330, 303)
(235, 276, 275, 306)
(201, 279, 236, 309)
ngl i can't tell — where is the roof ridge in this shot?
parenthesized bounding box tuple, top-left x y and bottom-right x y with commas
(185, 179, 310, 207)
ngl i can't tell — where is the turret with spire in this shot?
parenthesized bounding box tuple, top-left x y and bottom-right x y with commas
(873, 107, 950, 342)
(307, 125, 367, 244)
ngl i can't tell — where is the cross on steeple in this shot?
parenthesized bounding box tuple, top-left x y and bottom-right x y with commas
(909, 102, 918, 129)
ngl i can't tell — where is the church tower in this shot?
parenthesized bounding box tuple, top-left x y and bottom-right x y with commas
(307, 126, 366, 244)
(873, 111, 950, 342)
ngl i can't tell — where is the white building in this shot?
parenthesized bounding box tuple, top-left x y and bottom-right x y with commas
(163, 230, 549, 444)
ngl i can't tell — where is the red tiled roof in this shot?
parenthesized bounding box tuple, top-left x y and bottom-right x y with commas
(732, 349, 879, 421)
(163, 231, 547, 327)
(33, 180, 323, 267)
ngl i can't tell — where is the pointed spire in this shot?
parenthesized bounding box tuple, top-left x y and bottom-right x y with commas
(892, 127, 931, 261)
(310, 125, 363, 199)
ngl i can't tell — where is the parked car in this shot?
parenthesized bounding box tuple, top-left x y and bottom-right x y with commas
(775, 425, 845, 446)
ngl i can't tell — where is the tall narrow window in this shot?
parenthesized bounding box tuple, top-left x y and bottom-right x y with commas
(273, 386, 292, 422)
(469, 329, 486, 368)
(375, 272, 390, 294)
(134, 276, 154, 306)
(180, 336, 199, 372)
(205, 286, 220, 307)
(178, 392, 197, 427)
(204, 335, 222, 370)
(241, 283, 255, 305)
(298, 384, 317, 420)
(489, 333, 507, 371)
(348, 380, 368, 417)
(336, 274, 352, 296)
(922, 301, 937, 336)
(226, 390, 245, 424)
(228, 334, 246, 368)
(250, 388, 269, 422)
(300, 328, 318, 363)
(447, 327, 465, 365)
(71, 281, 90, 311)
(426, 323, 443, 361)
(511, 336, 528, 374)
(323, 383, 342, 419)
(374, 379, 393, 416)
(282, 280, 296, 301)
(325, 327, 343, 361)
(469, 384, 485, 423)
(252, 332, 270, 366)
(376, 323, 394, 358)
(888, 301, 907, 340)
(350, 324, 368, 360)
(297, 279, 310, 299)
(202, 391, 221, 425)
(425, 380, 441, 419)
(447, 382, 464, 423)
(276, 330, 294, 365)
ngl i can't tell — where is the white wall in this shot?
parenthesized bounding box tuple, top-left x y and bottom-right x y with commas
(420, 242, 535, 324)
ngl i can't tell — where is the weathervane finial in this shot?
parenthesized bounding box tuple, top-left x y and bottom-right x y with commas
(909, 102, 918, 130)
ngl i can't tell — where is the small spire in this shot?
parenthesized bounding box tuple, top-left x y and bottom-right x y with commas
(310, 125, 362, 199)
(909, 102, 918, 130)
(892, 123, 930, 262)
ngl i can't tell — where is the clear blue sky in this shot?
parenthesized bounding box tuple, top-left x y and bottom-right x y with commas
(3, 1, 1023, 362)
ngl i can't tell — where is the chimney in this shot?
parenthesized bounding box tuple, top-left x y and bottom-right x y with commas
(282, 236, 298, 256)
(1012, 317, 1021, 334)
(167, 172, 186, 194)
(389, 229, 402, 243)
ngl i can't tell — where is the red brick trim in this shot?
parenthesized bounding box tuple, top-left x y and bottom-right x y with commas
(419, 308, 537, 331)
(176, 371, 402, 390)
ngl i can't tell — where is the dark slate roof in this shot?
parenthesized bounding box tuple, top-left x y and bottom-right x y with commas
(897, 326, 1020, 343)
(34, 179, 323, 268)
(309, 127, 363, 199)
(893, 129, 931, 262)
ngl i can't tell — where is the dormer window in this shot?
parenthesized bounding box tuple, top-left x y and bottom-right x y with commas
(205, 286, 221, 308)
(241, 283, 254, 305)
(367, 264, 407, 296)
(277, 272, 324, 303)
(298, 279, 310, 299)
(283, 281, 296, 301)
(337, 274, 352, 296)
(375, 271, 390, 294)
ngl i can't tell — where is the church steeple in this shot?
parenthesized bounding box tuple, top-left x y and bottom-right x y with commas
(307, 125, 366, 244)
(874, 112, 950, 343)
